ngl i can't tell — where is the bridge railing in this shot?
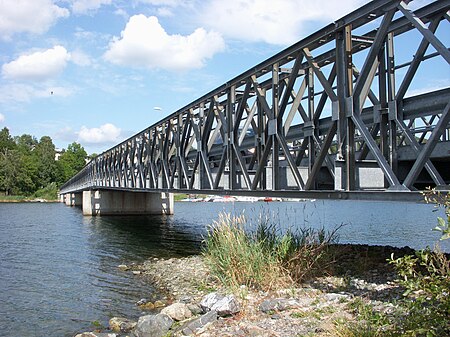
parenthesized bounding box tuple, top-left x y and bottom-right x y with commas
(60, 0, 450, 196)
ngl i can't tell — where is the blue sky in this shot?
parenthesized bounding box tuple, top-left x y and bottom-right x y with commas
(0, 0, 447, 154)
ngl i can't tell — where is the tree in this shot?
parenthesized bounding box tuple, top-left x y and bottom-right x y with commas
(15, 134, 37, 153)
(0, 128, 19, 194)
(58, 142, 87, 183)
(0, 149, 23, 195)
(34, 136, 57, 188)
(0, 127, 16, 151)
(14, 134, 39, 193)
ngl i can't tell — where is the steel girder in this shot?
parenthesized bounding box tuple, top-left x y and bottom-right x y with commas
(60, 0, 450, 198)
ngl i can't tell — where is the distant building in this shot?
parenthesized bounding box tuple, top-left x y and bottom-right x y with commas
(55, 148, 63, 161)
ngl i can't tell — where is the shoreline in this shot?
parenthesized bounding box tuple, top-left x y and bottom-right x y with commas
(75, 244, 418, 337)
(0, 199, 59, 203)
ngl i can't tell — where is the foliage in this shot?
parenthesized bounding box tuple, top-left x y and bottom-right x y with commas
(388, 246, 450, 336)
(423, 188, 450, 240)
(33, 182, 59, 200)
(202, 213, 339, 290)
(334, 298, 391, 337)
(0, 149, 21, 195)
(58, 142, 88, 183)
(0, 127, 15, 150)
(0, 127, 88, 197)
(334, 189, 450, 337)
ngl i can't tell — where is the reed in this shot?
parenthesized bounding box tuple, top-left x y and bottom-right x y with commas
(203, 212, 339, 290)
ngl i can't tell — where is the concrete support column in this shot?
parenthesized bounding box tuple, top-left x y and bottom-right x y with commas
(64, 193, 82, 206)
(59, 194, 64, 203)
(82, 190, 174, 216)
(64, 193, 72, 206)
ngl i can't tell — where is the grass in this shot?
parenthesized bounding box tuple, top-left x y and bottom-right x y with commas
(0, 183, 59, 202)
(0, 195, 28, 202)
(202, 212, 339, 291)
(174, 193, 209, 201)
(174, 193, 189, 201)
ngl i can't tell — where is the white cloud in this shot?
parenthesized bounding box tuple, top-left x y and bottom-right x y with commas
(71, 0, 112, 14)
(54, 126, 77, 142)
(405, 79, 450, 98)
(0, 0, 69, 40)
(2, 46, 70, 81)
(78, 123, 122, 144)
(199, 0, 367, 45)
(70, 50, 92, 66)
(0, 113, 5, 123)
(156, 7, 174, 17)
(104, 15, 225, 71)
(0, 83, 74, 103)
(136, 0, 181, 6)
(114, 8, 129, 20)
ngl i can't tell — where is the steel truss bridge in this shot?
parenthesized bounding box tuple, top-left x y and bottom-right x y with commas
(61, 0, 450, 201)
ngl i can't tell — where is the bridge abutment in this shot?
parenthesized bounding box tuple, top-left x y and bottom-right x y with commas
(81, 190, 174, 216)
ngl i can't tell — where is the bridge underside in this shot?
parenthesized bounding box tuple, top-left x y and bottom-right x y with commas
(62, 191, 174, 216)
(61, 0, 450, 208)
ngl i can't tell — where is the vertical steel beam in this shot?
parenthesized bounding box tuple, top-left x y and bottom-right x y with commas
(227, 86, 237, 190)
(386, 32, 399, 177)
(378, 43, 389, 162)
(272, 63, 280, 190)
(306, 67, 315, 181)
(336, 25, 355, 190)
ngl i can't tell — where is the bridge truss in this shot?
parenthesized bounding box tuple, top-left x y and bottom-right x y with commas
(61, 0, 450, 200)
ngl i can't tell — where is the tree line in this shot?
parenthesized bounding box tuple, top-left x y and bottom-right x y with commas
(0, 127, 91, 197)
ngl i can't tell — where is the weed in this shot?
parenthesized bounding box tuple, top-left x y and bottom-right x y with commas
(290, 311, 307, 319)
(202, 212, 339, 291)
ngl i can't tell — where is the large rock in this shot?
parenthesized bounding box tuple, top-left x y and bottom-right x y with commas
(109, 317, 136, 332)
(200, 292, 240, 316)
(160, 302, 192, 321)
(187, 303, 204, 315)
(132, 313, 173, 337)
(181, 310, 218, 335)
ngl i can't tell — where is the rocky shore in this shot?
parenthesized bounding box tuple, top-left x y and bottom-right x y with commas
(75, 245, 414, 337)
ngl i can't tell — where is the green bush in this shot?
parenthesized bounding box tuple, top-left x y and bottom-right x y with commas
(388, 247, 450, 336)
(334, 189, 450, 337)
(33, 182, 58, 200)
(423, 187, 450, 240)
(202, 212, 339, 290)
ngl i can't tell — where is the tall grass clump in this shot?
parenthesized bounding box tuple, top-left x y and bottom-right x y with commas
(202, 212, 339, 290)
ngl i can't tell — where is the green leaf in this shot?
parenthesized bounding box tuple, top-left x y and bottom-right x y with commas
(437, 217, 446, 227)
(440, 233, 450, 241)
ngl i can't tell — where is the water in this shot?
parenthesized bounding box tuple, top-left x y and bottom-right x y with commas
(0, 200, 448, 337)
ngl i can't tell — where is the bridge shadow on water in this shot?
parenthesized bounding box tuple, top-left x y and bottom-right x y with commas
(81, 213, 203, 262)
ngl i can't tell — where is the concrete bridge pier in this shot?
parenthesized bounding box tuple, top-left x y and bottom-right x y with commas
(64, 192, 82, 206)
(82, 190, 174, 216)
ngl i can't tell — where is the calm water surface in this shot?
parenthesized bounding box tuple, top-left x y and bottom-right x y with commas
(0, 200, 448, 337)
